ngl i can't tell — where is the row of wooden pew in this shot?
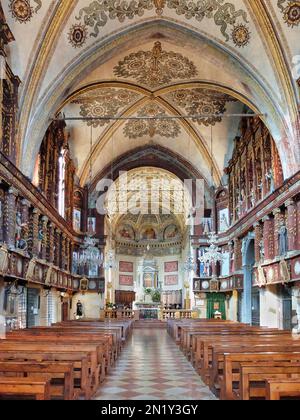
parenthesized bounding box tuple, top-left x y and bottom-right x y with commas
(0, 318, 133, 400)
(168, 319, 300, 400)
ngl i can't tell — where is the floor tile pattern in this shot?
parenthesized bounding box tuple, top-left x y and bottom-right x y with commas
(95, 328, 217, 400)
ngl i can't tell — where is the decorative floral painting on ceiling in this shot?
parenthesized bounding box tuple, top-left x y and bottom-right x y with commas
(277, 0, 300, 27)
(9, 0, 42, 23)
(68, 0, 251, 48)
(114, 42, 198, 89)
(166, 88, 237, 126)
(72, 88, 141, 128)
(124, 102, 181, 139)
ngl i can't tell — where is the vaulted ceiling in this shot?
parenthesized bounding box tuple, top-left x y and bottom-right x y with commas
(3, 0, 300, 185)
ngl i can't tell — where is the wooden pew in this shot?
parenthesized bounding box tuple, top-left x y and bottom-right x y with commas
(219, 351, 300, 400)
(239, 362, 300, 400)
(266, 378, 300, 400)
(0, 350, 91, 399)
(0, 361, 74, 400)
(0, 377, 51, 400)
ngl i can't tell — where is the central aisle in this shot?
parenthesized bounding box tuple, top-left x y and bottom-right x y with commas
(95, 328, 217, 400)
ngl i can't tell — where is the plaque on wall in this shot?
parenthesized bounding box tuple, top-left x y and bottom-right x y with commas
(165, 275, 178, 286)
(164, 261, 178, 273)
(119, 261, 134, 273)
(119, 275, 134, 286)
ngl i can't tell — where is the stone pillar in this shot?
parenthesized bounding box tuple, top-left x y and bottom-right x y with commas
(285, 199, 297, 252)
(4, 187, 18, 249)
(273, 208, 284, 257)
(253, 222, 263, 263)
(262, 216, 274, 261)
(41, 216, 48, 261)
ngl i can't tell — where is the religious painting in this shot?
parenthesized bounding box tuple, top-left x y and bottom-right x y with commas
(119, 275, 134, 286)
(164, 261, 178, 273)
(164, 224, 179, 240)
(87, 217, 96, 235)
(219, 208, 230, 232)
(119, 261, 134, 273)
(142, 227, 156, 240)
(73, 209, 81, 232)
(118, 224, 135, 240)
(165, 275, 178, 286)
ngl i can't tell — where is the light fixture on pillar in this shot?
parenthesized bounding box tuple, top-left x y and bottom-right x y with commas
(198, 232, 224, 267)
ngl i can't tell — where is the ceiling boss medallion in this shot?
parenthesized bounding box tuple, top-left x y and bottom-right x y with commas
(124, 103, 181, 139)
(167, 88, 237, 126)
(114, 42, 198, 88)
(9, 0, 41, 23)
(72, 88, 141, 128)
(278, 0, 300, 27)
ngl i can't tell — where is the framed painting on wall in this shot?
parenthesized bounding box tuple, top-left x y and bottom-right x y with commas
(119, 275, 134, 286)
(164, 261, 178, 273)
(165, 275, 178, 286)
(73, 209, 81, 232)
(119, 261, 134, 273)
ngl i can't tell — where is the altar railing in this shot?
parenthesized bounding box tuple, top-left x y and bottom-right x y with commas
(104, 310, 135, 319)
(162, 310, 195, 320)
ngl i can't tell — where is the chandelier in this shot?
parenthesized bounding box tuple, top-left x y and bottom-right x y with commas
(198, 233, 224, 265)
(75, 235, 103, 268)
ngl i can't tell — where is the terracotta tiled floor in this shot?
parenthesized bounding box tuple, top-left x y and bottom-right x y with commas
(95, 328, 217, 400)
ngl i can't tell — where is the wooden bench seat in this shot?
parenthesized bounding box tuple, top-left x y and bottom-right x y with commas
(266, 378, 300, 400)
(0, 377, 51, 400)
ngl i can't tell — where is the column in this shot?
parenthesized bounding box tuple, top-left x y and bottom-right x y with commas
(262, 216, 274, 261)
(285, 199, 297, 252)
(54, 229, 61, 267)
(48, 223, 55, 264)
(41, 216, 48, 261)
(4, 187, 18, 249)
(234, 239, 242, 272)
(65, 238, 71, 272)
(253, 222, 263, 264)
(21, 199, 30, 250)
(29, 208, 40, 257)
(61, 234, 66, 270)
(297, 200, 300, 250)
(272, 208, 284, 257)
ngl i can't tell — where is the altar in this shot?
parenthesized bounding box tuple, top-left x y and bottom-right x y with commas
(135, 303, 161, 320)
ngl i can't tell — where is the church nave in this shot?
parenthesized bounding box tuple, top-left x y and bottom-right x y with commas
(95, 328, 216, 401)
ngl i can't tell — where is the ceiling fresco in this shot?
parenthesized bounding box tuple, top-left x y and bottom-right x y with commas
(277, 0, 300, 27)
(123, 102, 181, 139)
(67, 0, 251, 49)
(113, 42, 198, 88)
(9, 0, 42, 23)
